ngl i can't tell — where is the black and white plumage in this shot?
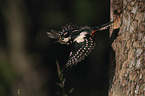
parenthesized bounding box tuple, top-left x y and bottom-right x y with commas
(47, 22, 113, 67)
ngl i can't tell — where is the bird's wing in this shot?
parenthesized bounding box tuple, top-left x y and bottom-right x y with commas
(65, 36, 96, 67)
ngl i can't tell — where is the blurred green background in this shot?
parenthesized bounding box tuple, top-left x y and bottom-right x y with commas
(0, 0, 110, 96)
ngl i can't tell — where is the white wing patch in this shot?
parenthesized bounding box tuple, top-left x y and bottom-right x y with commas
(73, 32, 88, 43)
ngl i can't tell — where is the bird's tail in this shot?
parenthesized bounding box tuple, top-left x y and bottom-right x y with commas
(91, 21, 114, 37)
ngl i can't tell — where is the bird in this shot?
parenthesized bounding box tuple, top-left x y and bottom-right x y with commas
(47, 22, 113, 68)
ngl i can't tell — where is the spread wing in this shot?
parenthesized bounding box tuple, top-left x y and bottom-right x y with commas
(65, 36, 96, 67)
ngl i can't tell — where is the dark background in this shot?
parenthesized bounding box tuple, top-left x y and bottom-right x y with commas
(0, 0, 110, 96)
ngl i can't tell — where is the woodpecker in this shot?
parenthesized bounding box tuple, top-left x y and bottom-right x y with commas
(47, 22, 113, 67)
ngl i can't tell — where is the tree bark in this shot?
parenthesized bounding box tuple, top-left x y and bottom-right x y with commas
(109, 0, 145, 96)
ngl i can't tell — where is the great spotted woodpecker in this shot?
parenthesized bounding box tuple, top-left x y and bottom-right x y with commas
(47, 22, 113, 67)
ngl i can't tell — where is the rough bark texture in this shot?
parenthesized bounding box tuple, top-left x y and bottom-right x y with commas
(109, 0, 145, 96)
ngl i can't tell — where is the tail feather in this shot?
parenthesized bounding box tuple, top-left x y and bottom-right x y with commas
(93, 21, 114, 31)
(91, 21, 114, 37)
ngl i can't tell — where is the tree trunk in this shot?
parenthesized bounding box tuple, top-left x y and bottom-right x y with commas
(109, 0, 145, 96)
